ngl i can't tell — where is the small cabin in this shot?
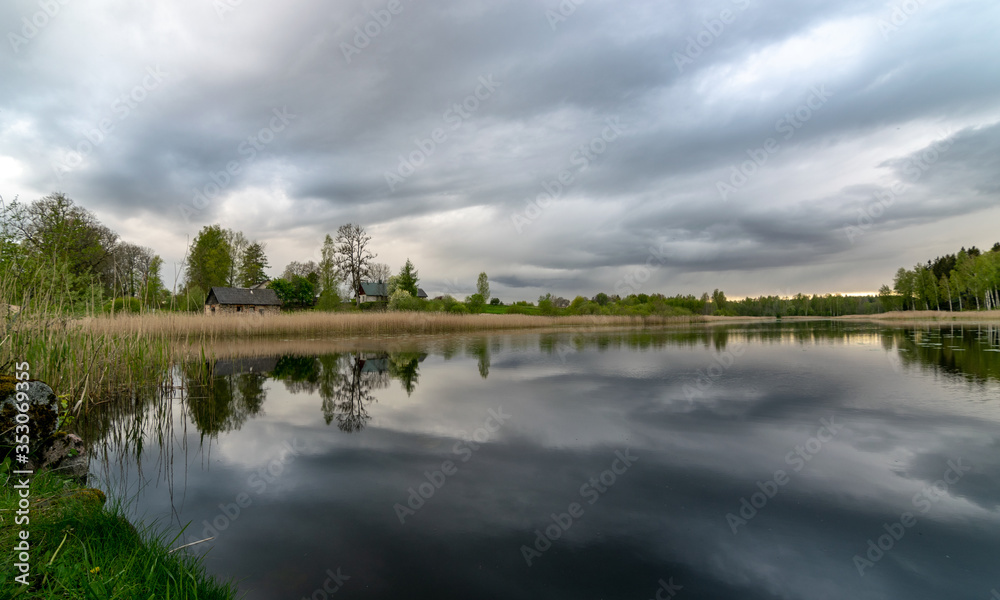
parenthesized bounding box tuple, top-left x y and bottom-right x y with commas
(205, 287, 282, 315)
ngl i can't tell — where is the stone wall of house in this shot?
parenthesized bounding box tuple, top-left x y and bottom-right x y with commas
(204, 304, 280, 315)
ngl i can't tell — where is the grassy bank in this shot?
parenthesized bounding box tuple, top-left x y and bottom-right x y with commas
(0, 468, 238, 599)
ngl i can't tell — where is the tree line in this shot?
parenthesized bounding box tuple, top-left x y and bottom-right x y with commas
(4, 192, 996, 316)
(1, 193, 165, 312)
(884, 243, 1000, 311)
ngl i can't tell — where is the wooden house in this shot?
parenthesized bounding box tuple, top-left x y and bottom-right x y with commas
(205, 287, 282, 315)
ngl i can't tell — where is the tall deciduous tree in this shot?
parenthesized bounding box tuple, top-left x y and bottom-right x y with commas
(109, 242, 162, 304)
(477, 272, 489, 303)
(318, 234, 339, 295)
(370, 262, 391, 284)
(7, 193, 119, 300)
(282, 260, 319, 283)
(225, 229, 248, 287)
(893, 268, 915, 311)
(186, 224, 232, 293)
(712, 289, 728, 312)
(333, 224, 375, 306)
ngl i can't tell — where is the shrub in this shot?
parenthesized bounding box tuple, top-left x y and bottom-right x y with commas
(389, 289, 426, 311)
(315, 289, 342, 311)
(465, 293, 485, 313)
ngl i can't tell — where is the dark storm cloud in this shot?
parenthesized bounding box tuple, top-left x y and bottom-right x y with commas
(2, 0, 999, 296)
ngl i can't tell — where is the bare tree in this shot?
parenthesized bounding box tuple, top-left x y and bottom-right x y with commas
(332, 224, 375, 306)
(282, 260, 318, 281)
(224, 229, 249, 287)
(370, 262, 391, 284)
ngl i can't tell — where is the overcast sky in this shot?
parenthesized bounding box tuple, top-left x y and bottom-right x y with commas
(2, 0, 998, 300)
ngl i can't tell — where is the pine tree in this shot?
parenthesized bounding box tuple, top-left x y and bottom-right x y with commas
(239, 241, 270, 287)
(397, 258, 419, 296)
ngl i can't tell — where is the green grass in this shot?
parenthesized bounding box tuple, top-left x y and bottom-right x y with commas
(0, 467, 239, 599)
(480, 304, 544, 315)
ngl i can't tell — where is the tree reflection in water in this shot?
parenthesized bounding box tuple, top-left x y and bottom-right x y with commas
(179, 325, 1000, 440)
(183, 357, 274, 438)
(271, 351, 426, 432)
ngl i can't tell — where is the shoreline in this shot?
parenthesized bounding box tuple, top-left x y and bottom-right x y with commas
(0, 467, 238, 598)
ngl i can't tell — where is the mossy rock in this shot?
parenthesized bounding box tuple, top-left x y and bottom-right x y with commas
(33, 487, 107, 514)
(0, 378, 61, 459)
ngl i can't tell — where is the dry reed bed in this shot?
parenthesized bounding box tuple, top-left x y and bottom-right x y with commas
(836, 310, 1000, 323)
(81, 311, 700, 340)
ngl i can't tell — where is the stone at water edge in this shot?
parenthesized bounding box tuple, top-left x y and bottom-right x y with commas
(0, 376, 59, 447)
(42, 432, 89, 480)
(0, 376, 88, 480)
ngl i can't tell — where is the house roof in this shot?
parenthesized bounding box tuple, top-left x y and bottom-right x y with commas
(359, 282, 388, 296)
(359, 282, 428, 299)
(206, 287, 283, 306)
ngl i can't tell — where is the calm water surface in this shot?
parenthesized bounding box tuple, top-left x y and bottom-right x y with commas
(90, 322, 1000, 599)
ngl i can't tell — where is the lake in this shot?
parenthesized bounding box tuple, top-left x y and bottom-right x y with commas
(90, 322, 1000, 599)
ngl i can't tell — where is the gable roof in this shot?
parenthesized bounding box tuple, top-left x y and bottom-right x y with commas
(359, 282, 429, 299)
(206, 287, 282, 306)
(359, 282, 388, 297)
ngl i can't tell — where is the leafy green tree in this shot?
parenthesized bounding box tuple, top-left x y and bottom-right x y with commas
(477, 272, 489, 303)
(938, 275, 953, 312)
(878, 284, 897, 312)
(268, 275, 315, 309)
(712, 289, 728, 312)
(139, 255, 165, 308)
(914, 264, 938, 310)
(465, 293, 485, 312)
(179, 284, 206, 311)
(397, 259, 419, 296)
(318, 234, 339, 295)
(187, 224, 232, 292)
(239, 242, 270, 287)
(893, 268, 915, 311)
(4, 193, 119, 305)
(537, 293, 556, 315)
(225, 229, 248, 286)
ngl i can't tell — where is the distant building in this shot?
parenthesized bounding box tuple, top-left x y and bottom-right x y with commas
(357, 282, 428, 302)
(205, 287, 282, 315)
